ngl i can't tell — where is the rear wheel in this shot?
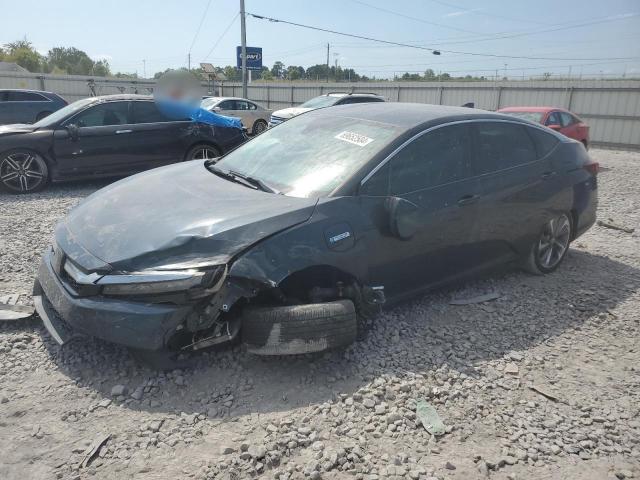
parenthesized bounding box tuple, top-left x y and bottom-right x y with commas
(251, 119, 268, 135)
(0, 150, 49, 193)
(185, 144, 221, 161)
(523, 213, 572, 274)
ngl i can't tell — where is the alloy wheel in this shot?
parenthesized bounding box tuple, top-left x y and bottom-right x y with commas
(190, 147, 219, 161)
(537, 214, 571, 269)
(0, 152, 47, 193)
(253, 121, 267, 135)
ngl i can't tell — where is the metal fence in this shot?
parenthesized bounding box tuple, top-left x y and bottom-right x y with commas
(1, 71, 638, 149)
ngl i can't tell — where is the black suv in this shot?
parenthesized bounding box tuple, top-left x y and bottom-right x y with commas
(0, 89, 68, 125)
(0, 95, 247, 193)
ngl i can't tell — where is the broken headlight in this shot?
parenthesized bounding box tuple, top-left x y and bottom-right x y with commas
(98, 265, 226, 296)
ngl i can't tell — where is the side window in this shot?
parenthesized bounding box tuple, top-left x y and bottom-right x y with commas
(390, 124, 473, 194)
(545, 111, 562, 126)
(559, 112, 574, 127)
(474, 122, 537, 174)
(0, 92, 6, 102)
(360, 162, 389, 196)
(247, 102, 257, 110)
(6, 91, 48, 101)
(218, 100, 235, 110)
(71, 102, 129, 127)
(235, 100, 250, 110)
(527, 127, 560, 158)
(132, 101, 172, 123)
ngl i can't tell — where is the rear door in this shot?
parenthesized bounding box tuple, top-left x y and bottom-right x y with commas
(52, 100, 136, 176)
(471, 120, 553, 262)
(362, 123, 482, 298)
(129, 100, 191, 167)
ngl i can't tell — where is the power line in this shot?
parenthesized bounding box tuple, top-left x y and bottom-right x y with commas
(425, 0, 550, 25)
(203, 12, 239, 61)
(188, 0, 213, 55)
(247, 12, 640, 61)
(348, 0, 483, 35)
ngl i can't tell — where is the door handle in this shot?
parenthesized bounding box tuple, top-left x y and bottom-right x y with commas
(115, 129, 132, 134)
(457, 194, 480, 206)
(541, 171, 557, 179)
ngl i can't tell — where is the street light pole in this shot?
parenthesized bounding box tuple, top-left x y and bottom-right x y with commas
(240, 0, 247, 98)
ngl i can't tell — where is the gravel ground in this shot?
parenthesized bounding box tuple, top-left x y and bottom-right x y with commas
(0, 149, 639, 480)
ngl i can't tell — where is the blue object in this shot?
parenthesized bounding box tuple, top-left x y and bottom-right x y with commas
(236, 46, 263, 71)
(157, 99, 242, 129)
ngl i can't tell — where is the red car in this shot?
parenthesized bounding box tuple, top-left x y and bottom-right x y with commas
(498, 106, 590, 149)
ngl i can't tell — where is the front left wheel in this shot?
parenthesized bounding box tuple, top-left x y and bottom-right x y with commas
(185, 144, 221, 162)
(0, 150, 49, 193)
(523, 213, 572, 274)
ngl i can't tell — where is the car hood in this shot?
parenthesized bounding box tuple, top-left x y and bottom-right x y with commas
(272, 107, 314, 119)
(0, 124, 38, 136)
(56, 161, 317, 272)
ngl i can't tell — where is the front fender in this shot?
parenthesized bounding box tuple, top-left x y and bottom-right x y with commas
(229, 197, 369, 287)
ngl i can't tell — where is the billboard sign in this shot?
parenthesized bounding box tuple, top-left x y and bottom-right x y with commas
(236, 46, 263, 71)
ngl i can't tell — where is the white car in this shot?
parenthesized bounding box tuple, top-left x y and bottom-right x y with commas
(201, 97, 271, 135)
(269, 92, 385, 128)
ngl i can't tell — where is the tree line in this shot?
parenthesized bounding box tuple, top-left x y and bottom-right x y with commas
(1, 38, 489, 82)
(1, 38, 111, 76)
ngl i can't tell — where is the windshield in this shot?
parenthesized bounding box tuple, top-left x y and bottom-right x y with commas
(300, 95, 341, 109)
(501, 111, 544, 124)
(32, 98, 96, 127)
(201, 97, 221, 109)
(216, 113, 401, 198)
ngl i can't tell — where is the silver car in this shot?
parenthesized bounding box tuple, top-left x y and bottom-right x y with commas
(201, 97, 271, 135)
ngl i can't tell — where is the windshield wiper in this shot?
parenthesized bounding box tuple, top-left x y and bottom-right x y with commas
(206, 164, 279, 194)
(228, 170, 280, 194)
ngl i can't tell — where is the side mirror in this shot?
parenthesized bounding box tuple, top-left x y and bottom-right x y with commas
(547, 124, 562, 131)
(213, 106, 222, 112)
(385, 196, 420, 240)
(65, 123, 79, 140)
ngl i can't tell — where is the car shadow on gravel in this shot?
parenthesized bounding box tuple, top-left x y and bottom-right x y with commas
(37, 248, 640, 419)
(0, 178, 116, 201)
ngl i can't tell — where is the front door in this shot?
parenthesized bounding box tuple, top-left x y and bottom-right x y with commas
(52, 100, 135, 177)
(128, 100, 191, 168)
(360, 123, 483, 300)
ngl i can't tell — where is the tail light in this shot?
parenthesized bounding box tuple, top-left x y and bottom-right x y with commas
(583, 162, 599, 175)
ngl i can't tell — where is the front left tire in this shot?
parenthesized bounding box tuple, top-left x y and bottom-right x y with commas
(0, 150, 49, 193)
(185, 144, 221, 162)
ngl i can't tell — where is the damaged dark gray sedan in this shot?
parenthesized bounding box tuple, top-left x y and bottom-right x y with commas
(34, 103, 598, 364)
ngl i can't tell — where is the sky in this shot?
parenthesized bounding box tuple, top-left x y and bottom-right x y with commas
(2, 0, 640, 80)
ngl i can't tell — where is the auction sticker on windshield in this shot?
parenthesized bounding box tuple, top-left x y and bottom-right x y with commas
(335, 131, 374, 147)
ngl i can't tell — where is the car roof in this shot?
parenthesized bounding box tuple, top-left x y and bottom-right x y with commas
(0, 88, 60, 96)
(325, 92, 383, 98)
(498, 106, 566, 113)
(311, 102, 523, 129)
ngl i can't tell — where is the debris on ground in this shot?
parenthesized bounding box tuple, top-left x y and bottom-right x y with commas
(449, 292, 501, 305)
(528, 384, 559, 402)
(80, 433, 110, 468)
(597, 219, 635, 233)
(0, 303, 34, 321)
(416, 399, 446, 436)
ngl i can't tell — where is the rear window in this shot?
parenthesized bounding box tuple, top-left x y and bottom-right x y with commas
(527, 126, 560, 158)
(475, 122, 537, 173)
(501, 111, 544, 124)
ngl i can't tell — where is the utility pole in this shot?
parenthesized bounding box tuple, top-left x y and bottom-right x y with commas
(188, 53, 191, 71)
(143, 59, 146, 78)
(240, 0, 248, 99)
(326, 43, 330, 83)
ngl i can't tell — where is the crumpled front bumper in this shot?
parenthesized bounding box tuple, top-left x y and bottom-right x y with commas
(33, 249, 194, 351)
